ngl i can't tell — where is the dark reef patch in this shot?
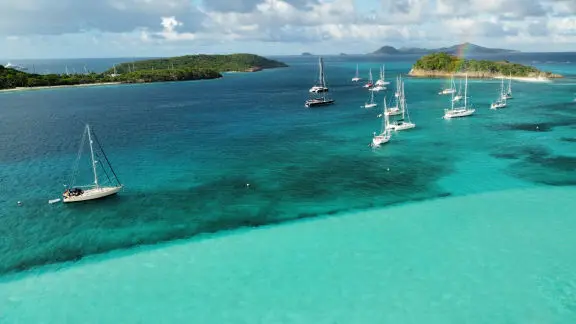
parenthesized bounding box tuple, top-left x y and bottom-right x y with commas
(561, 137, 576, 143)
(0, 149, 454, 275)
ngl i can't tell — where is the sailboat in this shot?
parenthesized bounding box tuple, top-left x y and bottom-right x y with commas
(363, 88, 377, 108)
(370, 65, 387, 91)
(490, 77, 507, 110)
(62, 125, 123, 203)
(385, 76, 403, 116)
(372, 96, 392, 147)
(352, 64, 362, 82)
(375, 64, 390, 86)
(452, 79, 463, 102)
(443, 73, 475, 119)
(388, 77, 416, 131)
(363, 68, 374, 88)
(438, 75, 456, 95)
(502, 73, 513, 99)
(309, 57, 329, 93)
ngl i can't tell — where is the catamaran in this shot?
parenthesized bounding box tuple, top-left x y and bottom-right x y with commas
(490, 77, 507, 110)
(439, 75, 456, 95)
(443, 74, 475, 119)
(375, 64, 390, 86)
(309, 57, 329, 93)
(385, 76, 403, 116)
(388, 77, 416, 131)
(62, 124, 123, 203)
(363, 68, 374, 88)
(363, 88, 377, 108)
(352, 64, 362, 82)
(502, 73, 513, 99)
(372, 96, 392, 147)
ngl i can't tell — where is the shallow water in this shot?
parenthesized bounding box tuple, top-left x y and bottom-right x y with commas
(0, 53, 575, 275)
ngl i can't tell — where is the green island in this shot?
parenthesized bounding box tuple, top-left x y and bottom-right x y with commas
(408, 52, 562, 79)
(0, 54, 287, 91)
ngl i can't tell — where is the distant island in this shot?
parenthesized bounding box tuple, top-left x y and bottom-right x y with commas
(408, 52, 562, 79)
(371, 42, 519, 55)
(0, 54, 287, 91)
(301, 52, 313, 56)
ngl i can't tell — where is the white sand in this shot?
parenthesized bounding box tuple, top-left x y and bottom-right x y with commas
(0, 82, 122, 93)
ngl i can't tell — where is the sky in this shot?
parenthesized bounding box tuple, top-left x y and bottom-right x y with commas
(0, 0, 575, 59)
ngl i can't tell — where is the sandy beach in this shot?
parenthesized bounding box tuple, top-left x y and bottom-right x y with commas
(0, 82, 122, 93)
(493, 75, 553, 83)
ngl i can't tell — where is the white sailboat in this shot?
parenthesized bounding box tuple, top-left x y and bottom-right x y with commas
(363, 87, 378, 108)
(375, 64, 390, 86)
(372, 96, 392, 147)
(370, 65, 386, 91)
(388, 77, 416, 131)
(439, 75, 456, 95)
(502, 73, 513, 99)
(363, 68, 374, 88)
(452, 79, 463, 102)
(309, 57, 329, 93)
(443, 73, 475, 119)
(62, 124, 123, 203)
(385, 76, 403, 116)
(352, 64, 362, 82)
(490, 77, 507, 110)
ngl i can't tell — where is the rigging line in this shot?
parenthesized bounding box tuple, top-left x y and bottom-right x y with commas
(91, 128, 122, 186)
(69, 127, 87, 187)
(94, 151, 113, 185)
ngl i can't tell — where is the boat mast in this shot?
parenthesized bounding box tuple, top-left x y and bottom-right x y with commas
(464, 74, 468, 108)
(319, 57, 325, 87)
(86, 125, 99, 188)
(450, 77, 455, 111)
(401, 78, 406, 119)
(382, 96, 388, 133)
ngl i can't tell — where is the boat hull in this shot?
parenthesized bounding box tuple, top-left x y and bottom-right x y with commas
(364, 103, 377, 109)
(388, 122, 416, 131)
(443, 108, 475, 119)
(385, 108, 402, 116)
(63, 186, 122, 203)
(372, 134, 391, 147)
(309, 87, 329, 93)
(305, 99, 335, 108)
(352, 77, 361, 82)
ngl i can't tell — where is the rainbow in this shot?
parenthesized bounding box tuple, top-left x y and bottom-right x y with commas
(453, 42, 470, 72)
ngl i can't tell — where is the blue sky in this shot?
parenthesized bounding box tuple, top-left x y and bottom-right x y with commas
(1, 0, 575, 59)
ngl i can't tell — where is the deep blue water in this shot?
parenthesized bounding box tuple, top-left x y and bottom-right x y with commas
(1, 53, 575, 275)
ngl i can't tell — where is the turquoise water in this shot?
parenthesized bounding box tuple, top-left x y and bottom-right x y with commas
(1, 54, 575, 274)
(1, 53, 576, 321)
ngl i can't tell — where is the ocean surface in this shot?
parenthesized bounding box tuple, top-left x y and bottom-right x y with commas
(1, 53, 576, 322)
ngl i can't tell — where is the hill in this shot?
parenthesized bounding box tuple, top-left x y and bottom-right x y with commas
(408, 52, 562, 78)
(0, 54, 287, 90)
(371, 42, 519, 55)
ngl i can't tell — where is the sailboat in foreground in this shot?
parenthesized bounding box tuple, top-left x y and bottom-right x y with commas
(372, 96, 392, 147)
(309, 57, 329, 93)
(443, 74, 475, 119)
(62, 124, 123, 203)
(502, 73, 513, 99)
(363, 88, 377, 108)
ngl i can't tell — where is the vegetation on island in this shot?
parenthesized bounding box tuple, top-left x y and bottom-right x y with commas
(409, 52, 561, 78)
(0, 54, 287, 90)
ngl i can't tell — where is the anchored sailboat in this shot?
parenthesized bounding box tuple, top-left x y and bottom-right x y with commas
(388, 77, 416, 131)
(363, 88, 377, 108)
(439, 75, 456, 95)
(352, 64, 362, 82)
(503, 73, 513, 99)
(309, 57, 329, 93)
(363, 68, 374, 88)
(386, 76, 403, 116)
(370, 65, 387, 92)
(452, 79, 463, 102)
(443, 74, 475, 119)
(62, 124, 123, 203)
(490, 77, 507, 110)
(372, 96, 392, 147)
(375, 64, 390, 86)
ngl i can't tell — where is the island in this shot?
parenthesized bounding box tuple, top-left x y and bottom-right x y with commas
(0, 53, 287, 91)
(408, 52, 562, 79)
(301, 52, 313, 56)
(371, 42, 519, 55)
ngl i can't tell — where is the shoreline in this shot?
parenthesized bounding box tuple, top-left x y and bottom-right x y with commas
(408, 69, 563, 79)
(0, 82, 122, 93)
